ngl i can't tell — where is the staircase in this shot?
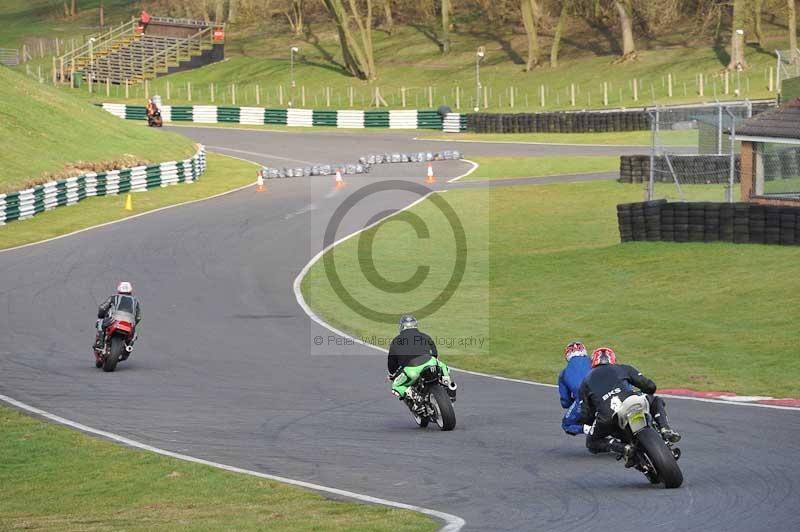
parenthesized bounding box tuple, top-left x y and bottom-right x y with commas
(57, 18, 217, 85)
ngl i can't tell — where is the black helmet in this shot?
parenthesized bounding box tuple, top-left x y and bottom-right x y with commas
(399, 314, 418, 332)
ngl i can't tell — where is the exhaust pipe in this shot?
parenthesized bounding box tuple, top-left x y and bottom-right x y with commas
(447, 381, 457, 392)
(125, 345, 133, 353)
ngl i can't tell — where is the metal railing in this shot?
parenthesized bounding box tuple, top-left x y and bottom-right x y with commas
(58, 18, 138, 76)
(0, 48, 19, 66)
(149, 16, 220, 28)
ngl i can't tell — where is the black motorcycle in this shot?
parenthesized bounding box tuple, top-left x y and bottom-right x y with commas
(613, 394, 683, 488)
(403, 361, 458, 431)
(147, 109, 162, 127)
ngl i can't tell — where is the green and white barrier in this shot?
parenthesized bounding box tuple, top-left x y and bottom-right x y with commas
(0, 145, 206, 225)
(100, 104, 468, 131)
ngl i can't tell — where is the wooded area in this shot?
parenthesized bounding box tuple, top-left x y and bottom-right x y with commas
(64, 1, 800, 80)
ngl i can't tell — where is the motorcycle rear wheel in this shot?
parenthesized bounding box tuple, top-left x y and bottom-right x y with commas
(103, 336, 123, 372)
(637, 427, 683, 488)
(430, 386, 456, 431)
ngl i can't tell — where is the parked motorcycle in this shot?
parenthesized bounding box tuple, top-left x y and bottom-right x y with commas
(613, 394, 683, 488)
(404, 361, 458, 431)
(93, 312, 136, 372)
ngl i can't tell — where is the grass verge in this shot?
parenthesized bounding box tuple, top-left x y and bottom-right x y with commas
(0, 406, 435, 531)
(420, 130, 696, 146)
(0, 66, 195, 193)
(0, 153, 254, 251)
(301, 180, 799, 397)
(465, 156, 619, 181)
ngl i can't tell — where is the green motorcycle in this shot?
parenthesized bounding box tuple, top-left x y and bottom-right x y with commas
(400, 358, 458, 431)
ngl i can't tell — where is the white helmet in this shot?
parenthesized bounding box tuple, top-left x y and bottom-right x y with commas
(117, 281, 133, 295)
(399, 314, 418, 332)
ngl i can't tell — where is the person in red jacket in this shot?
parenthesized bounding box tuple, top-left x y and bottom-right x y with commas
(140, 10, 151, 31)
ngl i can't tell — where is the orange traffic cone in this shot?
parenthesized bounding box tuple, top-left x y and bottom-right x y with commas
(425, 162, 436, 184)
(335, 169, 345, 189)
(256, 171, 266, 192)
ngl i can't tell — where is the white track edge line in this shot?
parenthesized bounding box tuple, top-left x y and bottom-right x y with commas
(292, 167, 799, 413)
(0, 151, 255, 256)
(0, 150, 465, 531)
(447, 159, 479, 183)
(0, 394, 464, 532)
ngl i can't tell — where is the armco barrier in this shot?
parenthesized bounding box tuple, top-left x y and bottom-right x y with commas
(617, 200, 800, 245)
(100, 104, 465, 131)
(0, 146, 206, 225)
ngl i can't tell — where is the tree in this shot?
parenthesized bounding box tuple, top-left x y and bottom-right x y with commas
(70, 0, 76, 17)
(441, 0, 450, 54)
(381, 0, 394, 34)
(521, 0, 540, 70)
(790, 0, 798, 64)
(751, 0, 764, 46)
(323, 0, 377, 80)
(613, 0, 636, 60)
(228, 0, 238, 22)
(728, 0, 747, 70)
(550, 0, 569, 68)
(286, 0, 305, 35)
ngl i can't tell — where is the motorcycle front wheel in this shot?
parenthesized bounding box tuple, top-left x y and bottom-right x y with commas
(103, 336, 123, 372)
(429, 386, 456, 431)
(637, 427, 683, 488)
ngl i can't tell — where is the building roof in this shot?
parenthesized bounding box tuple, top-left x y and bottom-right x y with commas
(736, 98, 800, 140)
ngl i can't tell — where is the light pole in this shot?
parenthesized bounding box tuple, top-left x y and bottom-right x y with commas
(289, 46, 299, 107)
(475, 47, 485, 112)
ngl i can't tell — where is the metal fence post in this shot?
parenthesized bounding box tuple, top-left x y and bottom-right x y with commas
(726, 107, 737, 203)
(648, 109, 658, 201)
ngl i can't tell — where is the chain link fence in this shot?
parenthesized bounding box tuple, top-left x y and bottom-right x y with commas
(776, 48, 800, 94)
(753, 141, 800, 197)
(646, 102, 761, 202)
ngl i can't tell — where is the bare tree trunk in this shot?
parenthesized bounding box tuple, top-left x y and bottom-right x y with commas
(228, 0, 237, 23)
(752, 0, 764, 46)
(215, 0, 225, 22)
(63, 2, 69, 17)
(521, 0, 540, 70)
(613, 0, 636, 60)
(550, 1, 569, 68)
(100, 1, 104, 28)
(441, 0, 450, 53)
(383, 0, 394, 34)
(790, 0, 798, 64)
(323, 0, 376, 80)
(70, 0, 76, 17)
(286, 0, 304, 35)
(728, 0, 747, 70)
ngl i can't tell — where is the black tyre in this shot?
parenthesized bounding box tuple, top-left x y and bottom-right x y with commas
(429, 386, 456, 431)
(637, 427, 683, 488)
(103, 335, 123, 372)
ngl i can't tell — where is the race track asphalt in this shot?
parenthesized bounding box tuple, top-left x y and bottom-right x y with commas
(1, 127, 797, 531)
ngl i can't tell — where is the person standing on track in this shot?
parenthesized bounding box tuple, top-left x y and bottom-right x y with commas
(558, 341, 592, 436)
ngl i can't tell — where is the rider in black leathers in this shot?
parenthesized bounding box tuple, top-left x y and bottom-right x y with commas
(576, 347, 680, 460)
(93, 282, 142, 350)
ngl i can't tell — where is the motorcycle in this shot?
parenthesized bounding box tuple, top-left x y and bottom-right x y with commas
(403, 361, 458, 431)
(147, 109, 162, 127)
(93, 312, 136, 372)
(613, 394, 683, 488)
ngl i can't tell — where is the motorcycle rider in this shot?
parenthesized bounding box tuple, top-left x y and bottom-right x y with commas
(576, 347, 681, 464)
(93, 281, 142, 351)
(388, 314, 453, 407)
(558, 341, 592, 436)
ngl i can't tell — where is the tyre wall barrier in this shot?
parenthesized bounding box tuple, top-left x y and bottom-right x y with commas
(463, 102, 773, 134)
(0, 146, 206, 225)
(617, 200, 800, 245)
(260, 150, 463, 179)
(619, 155, 742, 184)
(100, 104, 467, 131)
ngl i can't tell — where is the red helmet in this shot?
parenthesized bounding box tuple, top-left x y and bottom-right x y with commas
(564, 341, 587, 361)
(591, 347, 617, 368)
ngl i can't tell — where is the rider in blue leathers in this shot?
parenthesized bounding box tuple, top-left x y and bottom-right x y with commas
(558, 341, 592, 435)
